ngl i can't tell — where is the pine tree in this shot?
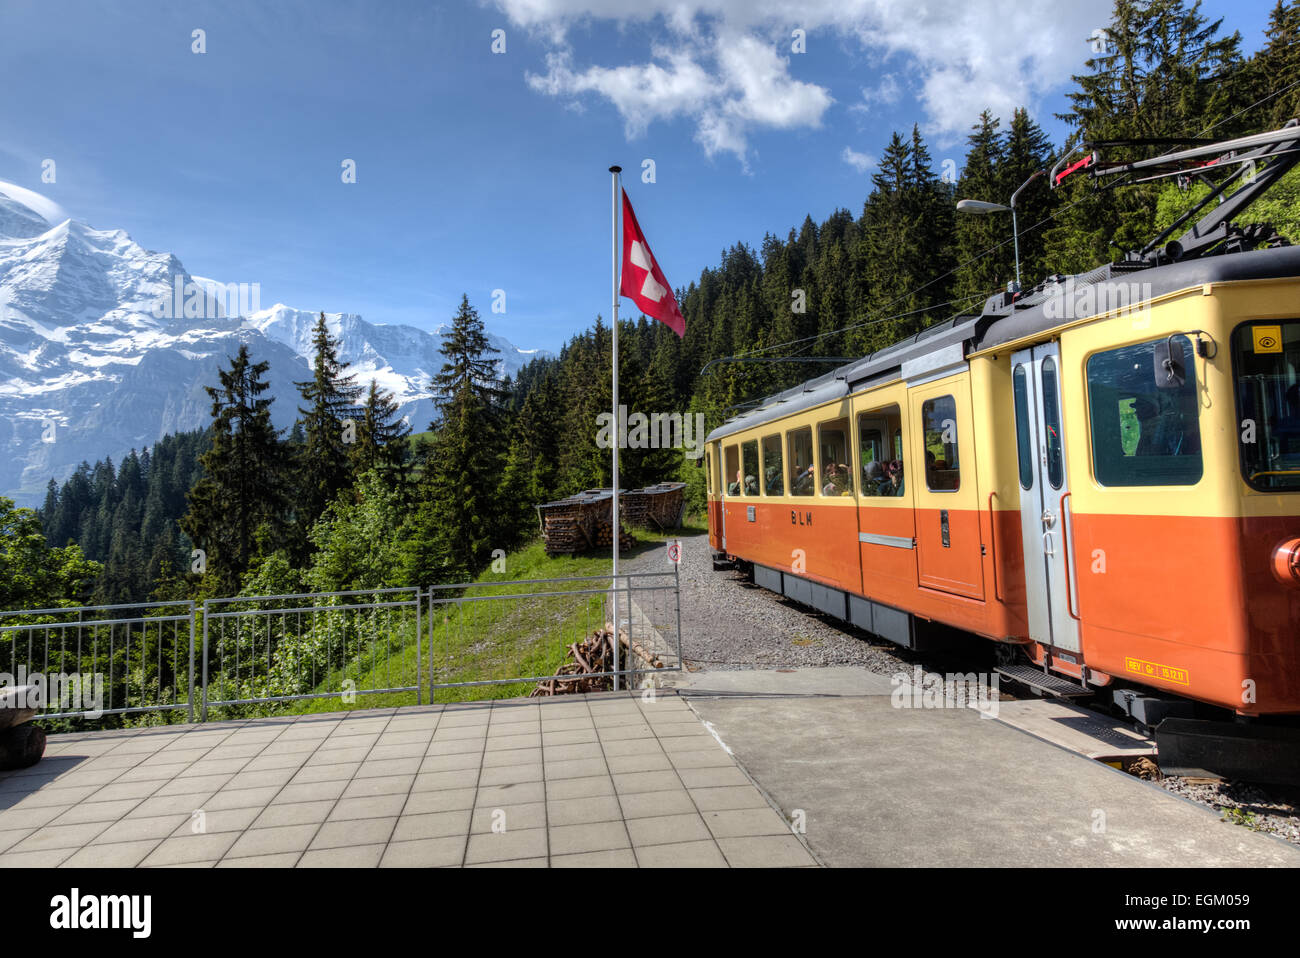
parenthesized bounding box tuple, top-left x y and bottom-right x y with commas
(404, 295, 509, 582)
(294, 312, 362, 542)
(953, 111, 1009, 300)
(182, 345, 288, 595)
(350, 378, 413, 495)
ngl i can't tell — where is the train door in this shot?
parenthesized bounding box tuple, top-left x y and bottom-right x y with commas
(909, 377, 985, 599)
(1010, 343, 1081, 655)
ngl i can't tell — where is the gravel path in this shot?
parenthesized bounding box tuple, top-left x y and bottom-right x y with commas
(622, 532, 914, 674)
(625, 531, 1300, 848)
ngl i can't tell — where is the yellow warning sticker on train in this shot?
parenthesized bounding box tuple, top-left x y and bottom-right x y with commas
(1253, 325, 1283, 354)
(1124, 657, 1190, 686)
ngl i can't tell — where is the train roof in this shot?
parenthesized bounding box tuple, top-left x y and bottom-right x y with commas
(706, 243, 1300, 443)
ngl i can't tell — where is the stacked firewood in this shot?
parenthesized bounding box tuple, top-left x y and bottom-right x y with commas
(531, 625, 665, 697)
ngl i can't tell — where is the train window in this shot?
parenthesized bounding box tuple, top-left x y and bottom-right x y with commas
(1087, 336, 1202, 486)
(788, 426, 815, 497)
(1041, 357, 1065, 489)
(1232, 319, 1300, 492)
(705, 449, 714, 495)
(818, 418, 852, 496)
(761, 435, 785, 496)
(741, 440, 760, 496)
(724, 444, 740, 496)
(859, 405, 905, 497)
(921, 396, 961, 491)
(1012, 365, 1034, 490)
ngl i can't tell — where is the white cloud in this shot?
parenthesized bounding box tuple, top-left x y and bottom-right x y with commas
(497, 0, 1110, 158)
(841, 147, 876, 173)
(0, 179, 70, 226)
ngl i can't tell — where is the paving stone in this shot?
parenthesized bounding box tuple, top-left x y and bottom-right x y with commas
(380, 837, 466, 867)
(477, 763, 543, 787)
(626, 813, 712, 846)
(688, 785, 770, 812)
(311, 817, 396, 850)
(607, 753, 672, 774)
(717, 835, 818, 868)
(469, 802, 545, 833)
(545, 776, 614, 801)
(90, 814, 189, 845)
(618, 790, 698, 820)
(225, 824, 318, 859)
(678, 766, 750, 788)
(403, 788, 476, 815)
(215, 852, 300, 868)
(269, 781, 348, 804)
(48, 798, 142, 825)
(544, 758, 608, 780)
(474, 781, 544, 807)
(252, 800, 336, 829)
(546, 795, 623, 827)
(551, 848, 637, 868)
(464, 827, 547, 864)
(298, 844, 385, 867)
(341, 775, 414, 799)
(393, 809, 473, 841)
(60, 840, 160, 868)
(548, 821, 629, 856)
(329, 794, 409, 821)
(480, 748, 542, 769)
(141, 831, 241, 866)
(290, 762, 361, 784)
(703, 807, 792, 839)
(634, 840, 728, 868)
(612, 771, 682, 794)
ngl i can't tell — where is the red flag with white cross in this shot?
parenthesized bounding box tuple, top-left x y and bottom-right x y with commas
(619, 189, 685, 338)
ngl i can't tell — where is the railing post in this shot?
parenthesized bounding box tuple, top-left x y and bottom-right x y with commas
(674, 555, 683, 670)
(187, 601, 196, 723)
(201, 600, 210, 723)
(415, 587, 422, 706)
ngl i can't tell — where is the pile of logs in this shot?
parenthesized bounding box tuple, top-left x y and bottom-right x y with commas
(0, 685, 46, 771)
(537, 483, 683, 557)
(537, 489, 634, 557)
(531, 623, 665, 697)
(621, 482, 686, 531)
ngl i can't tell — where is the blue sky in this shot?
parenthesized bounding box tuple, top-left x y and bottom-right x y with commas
(0, 0, 1276, 354)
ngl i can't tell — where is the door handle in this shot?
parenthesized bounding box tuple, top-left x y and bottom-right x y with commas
(1042, 531, 1055, 557)
(1060, 491, 1081, 622)
(1041, 510, 1056, 528)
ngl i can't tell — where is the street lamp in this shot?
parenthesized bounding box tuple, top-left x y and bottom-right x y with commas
(957, 169, 1045, 294)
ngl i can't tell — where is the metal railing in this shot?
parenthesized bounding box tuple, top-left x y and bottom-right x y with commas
(201, 587, 421, 721)
(0, 569, 681, 725)
(0, 601, 196, 721)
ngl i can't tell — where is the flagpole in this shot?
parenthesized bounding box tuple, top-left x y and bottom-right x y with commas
(609, 164, 621, 692)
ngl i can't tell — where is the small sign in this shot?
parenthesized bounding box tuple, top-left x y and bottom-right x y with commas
(1253, 325, 1283, 354)
(667, 540, 681, 564)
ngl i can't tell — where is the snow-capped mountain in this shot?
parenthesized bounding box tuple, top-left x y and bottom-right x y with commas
(0, 187, 551, 505)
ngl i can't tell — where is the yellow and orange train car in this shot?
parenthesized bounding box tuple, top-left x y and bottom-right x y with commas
(705, 247, 1300, 717)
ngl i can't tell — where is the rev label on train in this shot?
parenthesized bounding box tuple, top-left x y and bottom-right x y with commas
(791, 510, 812, 526)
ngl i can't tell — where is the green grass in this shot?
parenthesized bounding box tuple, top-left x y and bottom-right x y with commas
(280, 530, 682, 716)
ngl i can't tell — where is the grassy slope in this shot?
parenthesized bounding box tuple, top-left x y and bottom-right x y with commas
(287, 529, 692, 715)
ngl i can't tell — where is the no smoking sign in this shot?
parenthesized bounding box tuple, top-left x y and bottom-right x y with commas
(667, 540, 681, 564)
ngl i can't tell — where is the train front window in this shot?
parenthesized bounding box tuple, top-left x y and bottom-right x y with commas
(761, 435, 784, 495)
(1087, 336, 1202, 487)
(741, 440, 760, 496)
(1233, 320, 1300, 492)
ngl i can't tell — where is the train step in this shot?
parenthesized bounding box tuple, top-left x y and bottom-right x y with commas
(995, 663, 1091, 699)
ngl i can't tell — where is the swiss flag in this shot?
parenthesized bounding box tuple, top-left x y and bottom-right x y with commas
(619, 189, 685, 338)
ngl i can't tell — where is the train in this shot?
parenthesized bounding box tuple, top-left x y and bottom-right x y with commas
(705, 123, 1300, 724)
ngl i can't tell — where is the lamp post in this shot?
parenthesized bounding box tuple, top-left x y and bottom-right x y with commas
(957, 169, 1045, 294)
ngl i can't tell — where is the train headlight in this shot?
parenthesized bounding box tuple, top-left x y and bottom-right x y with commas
(1271, 538, 1300, 586)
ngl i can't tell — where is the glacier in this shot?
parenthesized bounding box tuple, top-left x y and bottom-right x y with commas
(0, 187, 552, 506)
